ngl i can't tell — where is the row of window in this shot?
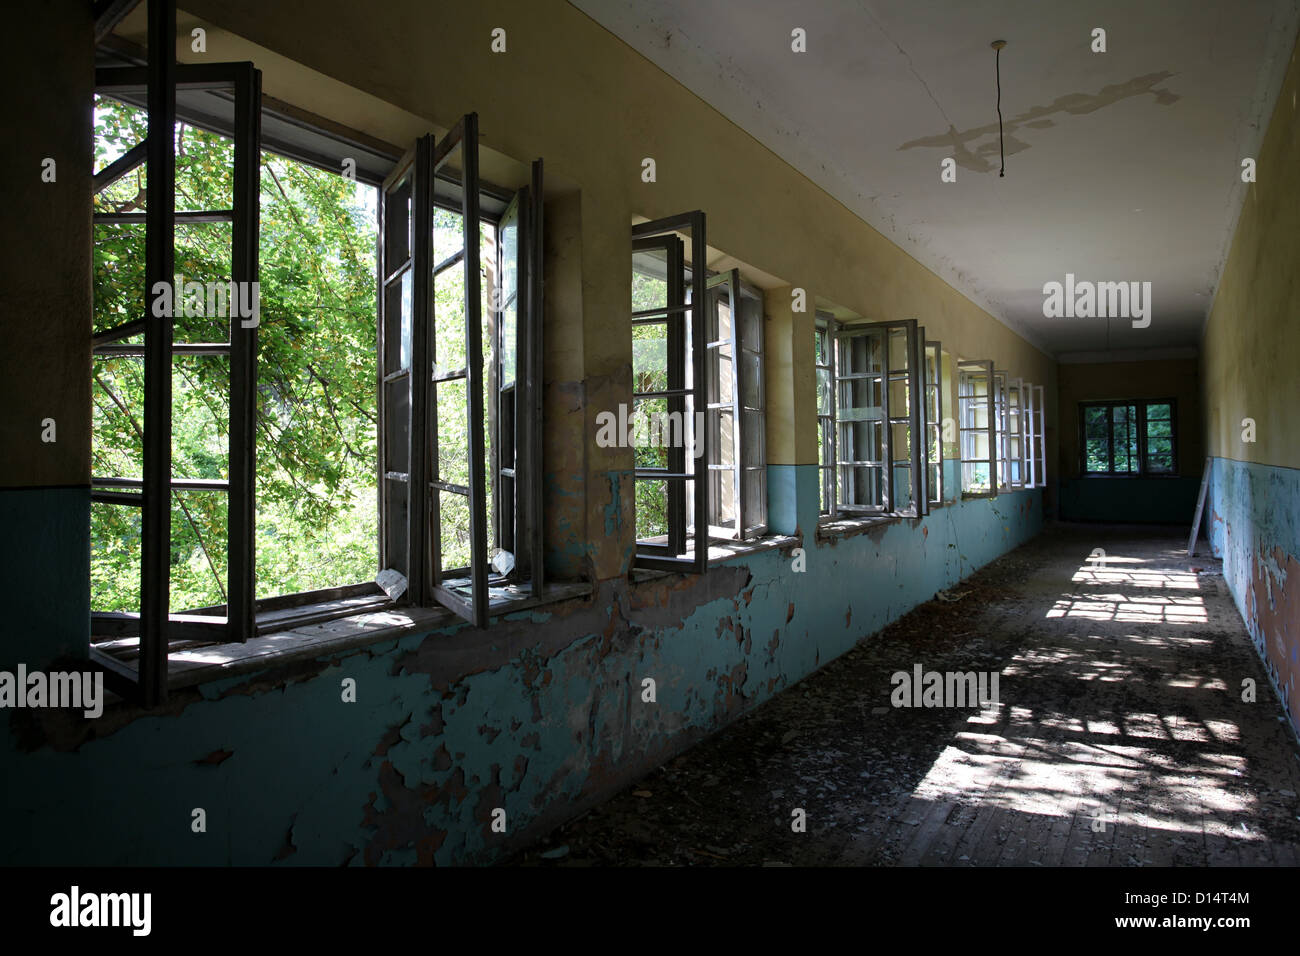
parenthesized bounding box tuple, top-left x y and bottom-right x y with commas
(626, 215, 1049, 570)
(88, 41, 1055, 705)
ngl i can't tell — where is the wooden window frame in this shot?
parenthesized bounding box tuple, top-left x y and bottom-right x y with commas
(631, 212, 709, 574)
(1079, 399, 1178, 477)
(957, 359, 996, 498)
(830, 319, 924, 518)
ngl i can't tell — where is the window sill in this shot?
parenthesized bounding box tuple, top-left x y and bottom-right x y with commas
(817, 513, 906, 541)
(628, 533, 802, 583)
(93, 580, 593, 693)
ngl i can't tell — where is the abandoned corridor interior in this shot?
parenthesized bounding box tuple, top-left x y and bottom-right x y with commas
(1, 0, 1298, 868)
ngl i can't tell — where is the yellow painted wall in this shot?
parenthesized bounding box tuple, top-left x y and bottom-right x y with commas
(158, 0, 1055, 574)
(1202, 34, 1300, 469)
(1, 0, 92, 488)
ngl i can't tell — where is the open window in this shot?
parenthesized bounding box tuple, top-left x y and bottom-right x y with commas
(379, 115, 545, 626)
(993, 369, 1010, 492)
(1033, 384, 1047, 487)
(923, 337, 943, 508)
(88, 34, 262, 704)
(1007, 377, 1025, 489)
(630, 213, 708, 572)
(814, 313, 839, 518)
(1023, 381, 1038, 487)
(701, 269, 767, 539)
(830, 319, 924, 518)
(957, 359, 995, 497)
(90, 8, 547, 708)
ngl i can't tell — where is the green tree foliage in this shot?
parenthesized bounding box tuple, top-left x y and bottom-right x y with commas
(91, 95, 380, 612)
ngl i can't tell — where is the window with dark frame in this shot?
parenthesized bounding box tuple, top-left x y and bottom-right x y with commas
(924, 339, 943, 506)
(630, 213, 709, 573)
(377, 119, 544, 628)
(89, 8, 546, 705)
(814, 313, 838, 517)
(700, 269, 767, 540)
(818, 318, 928, 520)
(1081, 400, 1176, 476)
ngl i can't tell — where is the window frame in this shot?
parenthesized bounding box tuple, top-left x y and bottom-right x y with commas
(380, 116, 546, 626)
(1033, 384, 1047, 488)
(89, 17, 548, 702)
(1079, 398, 1178, 477)
(701, 268, 767, 540)
(957, 359, 996, 498)
(630, 211, 709, 574)
(923, 335, 943, 509)
(814, 313, 840, 520)
(89, 46, 261, 706)
(826, 318, 925, 519)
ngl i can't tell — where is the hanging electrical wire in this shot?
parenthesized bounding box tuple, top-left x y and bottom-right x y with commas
(992, 39, 1007, 177)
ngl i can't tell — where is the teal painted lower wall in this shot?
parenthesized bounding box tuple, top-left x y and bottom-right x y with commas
(0, 486, 89, 669)
(1058, 476, 1200, 523)
(1, 483, 1042, 865)
(1207, 457, 1300, 737)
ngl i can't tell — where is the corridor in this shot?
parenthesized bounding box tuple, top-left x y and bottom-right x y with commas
(513, 525, 1300, 866)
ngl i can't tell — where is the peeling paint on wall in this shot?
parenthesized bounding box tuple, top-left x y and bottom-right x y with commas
(1, 489, 1042, 866)
(1209, 457, 1300, 736)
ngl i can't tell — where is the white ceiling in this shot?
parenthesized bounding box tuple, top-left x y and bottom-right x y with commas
(572, 0, 1299, 358)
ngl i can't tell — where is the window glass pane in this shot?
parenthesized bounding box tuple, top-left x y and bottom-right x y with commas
(172, 354, 229, 481)
(91, 502, 141, 614)
(632, 249, 669, 310)
(635, 478, 671, 541)
(816, 367, 832, 417)
(743, 469, 766, 528)
(887, 327, 909, 371)
(633, 320, 668, 394)
(716, 349, 734, 404)
(739, 298, 761, 352)
(433, 206, 463, 266)
(499, 212, 518, 389)
(742, 409, 763, 467)
(435, 379, 470, 487)
(92, 354, 144, 480)
(170, 489, 227, 613)
(438, 490, 472, 571)
(740, 351, 760, 409)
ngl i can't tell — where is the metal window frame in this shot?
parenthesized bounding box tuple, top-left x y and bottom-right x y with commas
(924, 338, 943, 507)
(831, 318, 924, 518)
(1007, 377, 1025, 489)
(957, 359, 996, 498)
(992, 369, 1010, 492)
(814, 313, 839, 520)
(492, 161, 546, 594)
(379, 119, 546, 625)
(88, 0, 260, 706)
(1023, 380, 1038, 487)
(702, 269, 767, 540)
(631, 212, 709, 574)
(1034, 384, 1047, 488)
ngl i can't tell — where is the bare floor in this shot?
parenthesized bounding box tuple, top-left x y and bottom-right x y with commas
(509, 524, 1300, 866)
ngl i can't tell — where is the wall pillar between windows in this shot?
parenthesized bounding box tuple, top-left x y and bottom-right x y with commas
(763, 285, 818, 536)
(0, 0, 93, 669)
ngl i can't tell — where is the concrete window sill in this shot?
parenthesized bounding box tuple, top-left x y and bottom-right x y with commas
(94, 581, 594, 694)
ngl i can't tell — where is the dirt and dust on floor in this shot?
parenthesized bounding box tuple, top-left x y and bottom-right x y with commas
(505, 523, 1300, 866)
